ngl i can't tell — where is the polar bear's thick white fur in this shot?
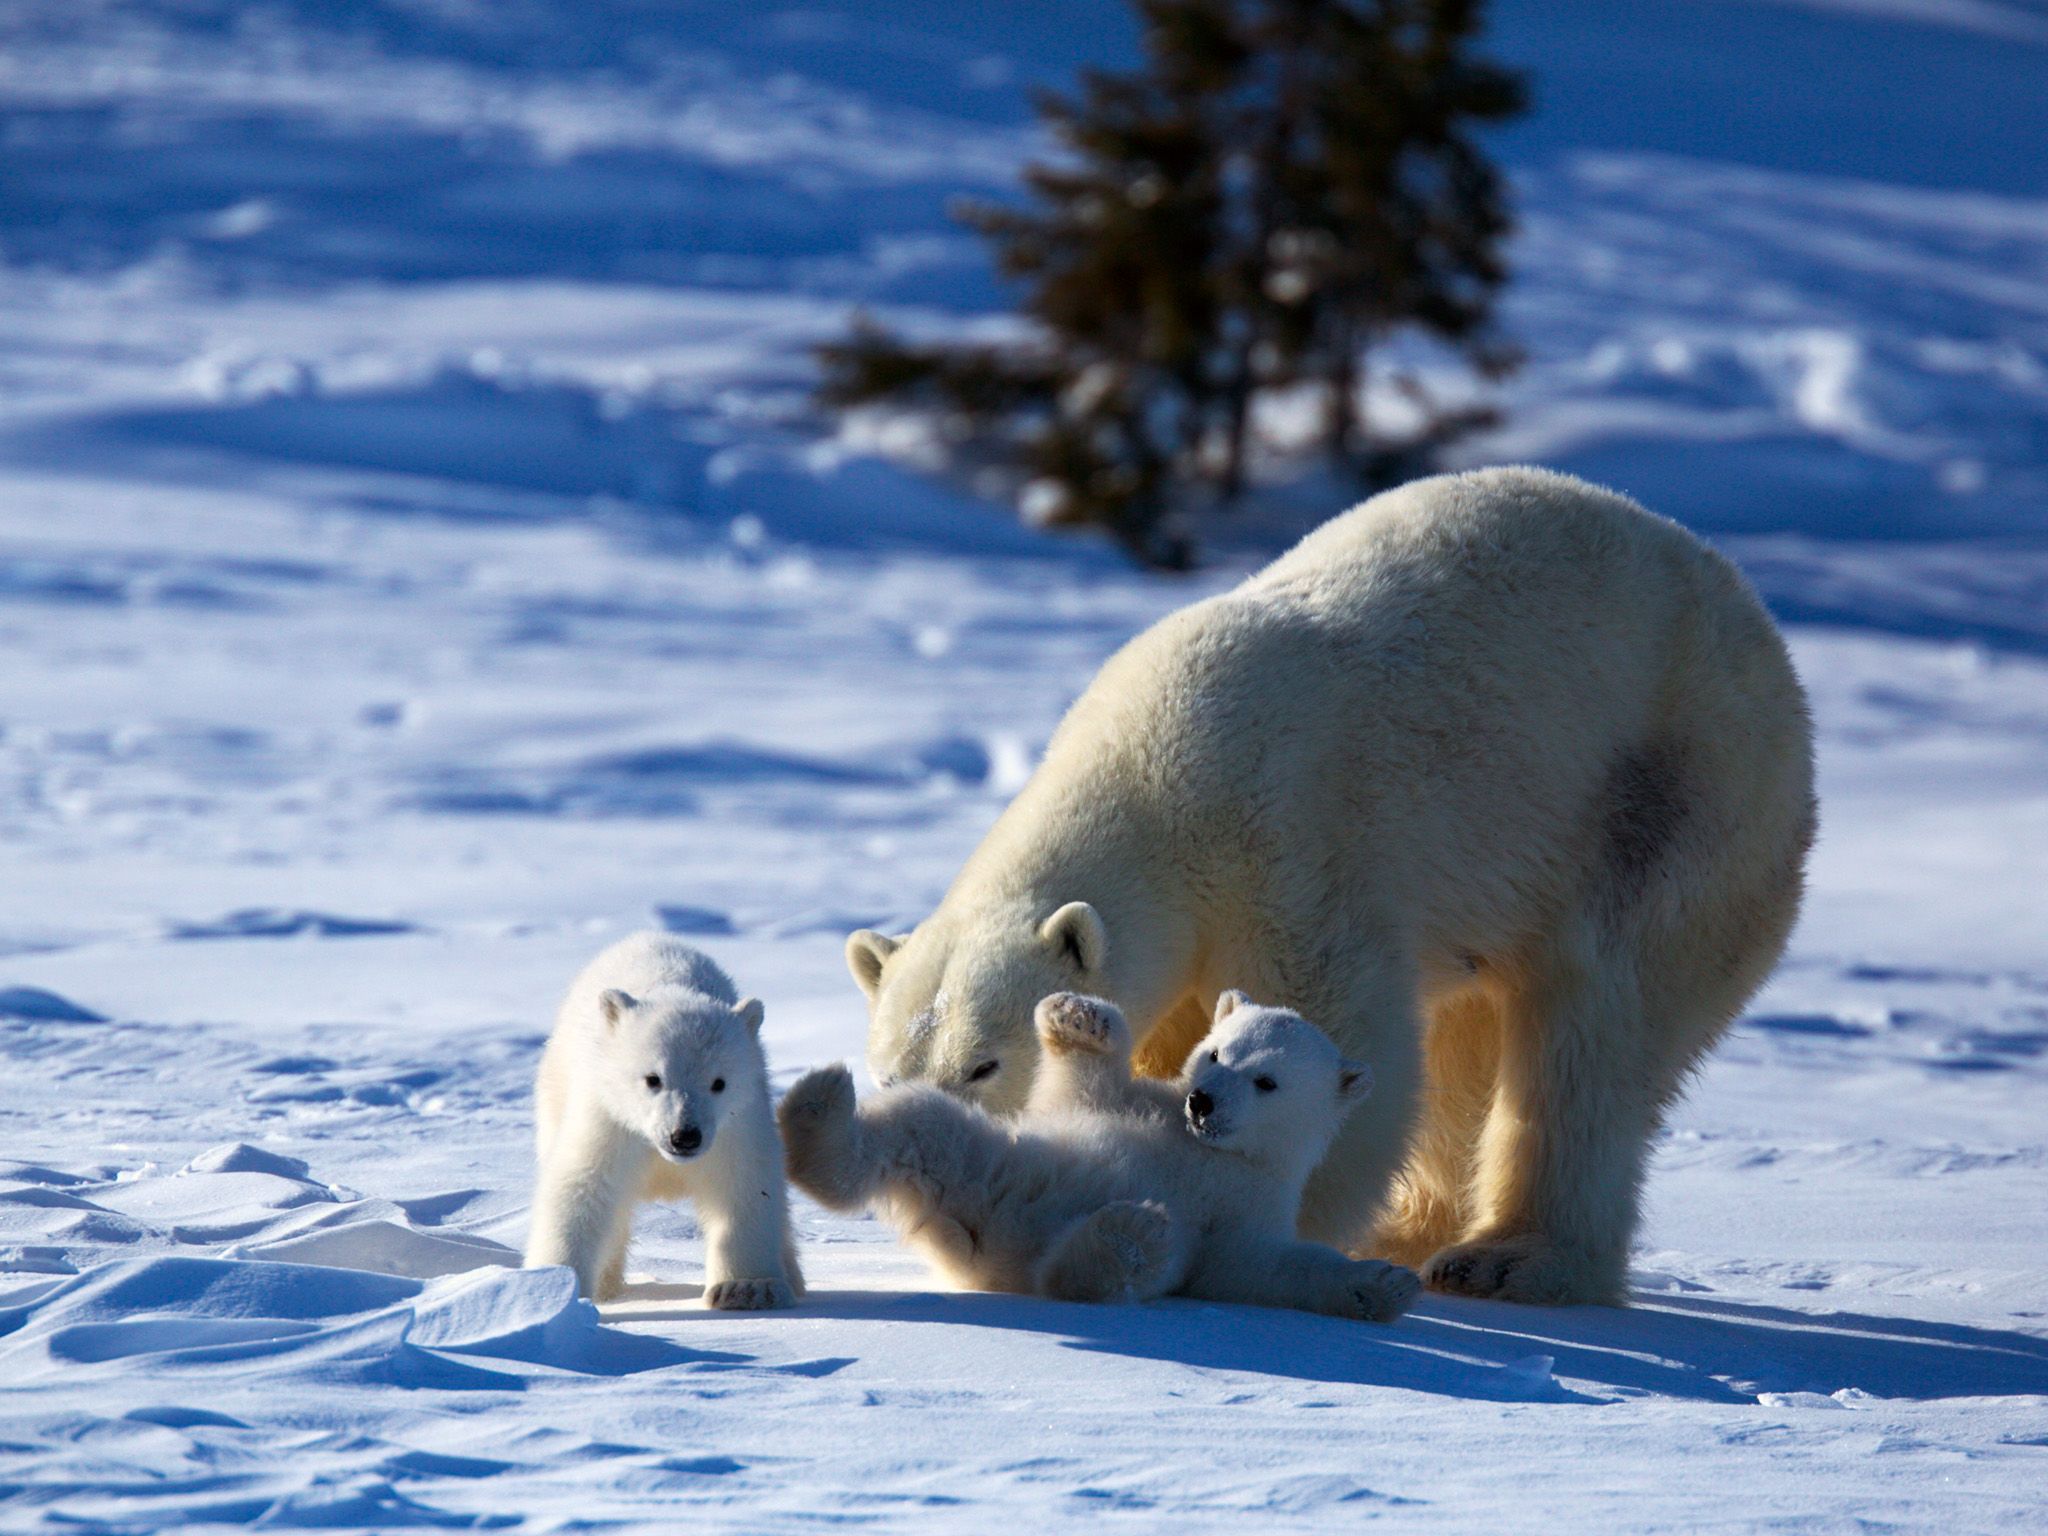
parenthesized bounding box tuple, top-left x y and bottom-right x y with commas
(780, 990, 1419, 1321)
(847, 467, 1815, 1305)
(526, 931, 802, 1309)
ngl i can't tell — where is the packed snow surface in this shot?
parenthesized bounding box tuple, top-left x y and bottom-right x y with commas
(2, 1, 2044, 1530)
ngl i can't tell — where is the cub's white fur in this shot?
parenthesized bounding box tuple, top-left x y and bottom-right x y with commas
(848, 467, 1816, 1304)
(526, 931, 802, 1309)
(780, 991, 1419, 1322)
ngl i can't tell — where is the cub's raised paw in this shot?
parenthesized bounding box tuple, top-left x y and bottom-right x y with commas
(1034, 992, 1126, 1056)
(778, 1064, 855, 1131)
(776, 1064, 861, 1206)
(704, 1276, 796, 1311)
(1340, 1258, 1421, 1323)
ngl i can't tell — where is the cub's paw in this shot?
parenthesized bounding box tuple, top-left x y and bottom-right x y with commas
(1041, 1200, 1176, 1303)
(1034, 992, 1126, 1056)
(704, 1276, 796, 1311)
(1421, 1235, 1605, 1305)
(778, 1064, 855, 1132)
(776, 1064, 860, 1205)
(1338, 1258, 1422, 1323)
(1093, 1199, 1176, 1292)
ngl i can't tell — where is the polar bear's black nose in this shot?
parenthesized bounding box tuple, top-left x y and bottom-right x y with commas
(670, 1125, 702, 1156)
(1186, 1089, 1213, 1122)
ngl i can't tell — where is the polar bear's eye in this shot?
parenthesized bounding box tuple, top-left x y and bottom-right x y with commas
(1208, 1050, 1219, 1063)
(1254, 1076, 1277, 1093)
(643, 1073, 661, 1091)
(711, 1078, 726, 1093)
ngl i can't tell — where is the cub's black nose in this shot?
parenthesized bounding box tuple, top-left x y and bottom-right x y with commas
(1186, 1089, 1213, 1121)
(670, 1125, 702, 1156)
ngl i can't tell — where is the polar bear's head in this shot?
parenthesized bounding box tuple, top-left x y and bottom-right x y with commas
(591, 984, 766, 1162)
(1179, 991, 1372, 1180)
(846, 899, 1106, 1112)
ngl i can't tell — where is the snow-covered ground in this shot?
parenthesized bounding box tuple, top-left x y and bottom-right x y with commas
(2, 2, 2044, 1530)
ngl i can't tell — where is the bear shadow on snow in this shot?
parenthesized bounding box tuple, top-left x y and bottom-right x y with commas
(613, 1283, 2048, 1407)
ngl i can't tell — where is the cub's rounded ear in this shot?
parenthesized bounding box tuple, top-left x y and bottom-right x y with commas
(1039, 901, 1106, 974)
(1337, 1059, 1374, 1108)
(598, 989, 636, 1027)
(845, 930, 902, 1000)
(734, 997, 765, 1036)
(1212, 988, 1253, 1027)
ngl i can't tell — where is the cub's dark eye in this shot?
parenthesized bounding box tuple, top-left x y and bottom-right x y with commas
(710, 1078, 726, 1094)
(967, 1059, 1000, 1084)
(1208, 1050, 1219, 1063)
(1254, 1076, 1277, 1093)
(643, 1074, 661, 1091)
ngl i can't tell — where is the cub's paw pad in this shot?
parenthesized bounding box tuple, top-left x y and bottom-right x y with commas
(778, 1064, 855, 1129)
(704, 1277, 796, 1311)
(1340, 1259, 1422, 1323)
(1421, 1237, 1587, 1305)
(1095, 1199, 1174, 1282)
(1034, 992, 1123, 1055)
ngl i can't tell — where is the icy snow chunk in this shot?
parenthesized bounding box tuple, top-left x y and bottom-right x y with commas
(1758, 1390, 1851, 1410)
(0, 986, 106, 1023)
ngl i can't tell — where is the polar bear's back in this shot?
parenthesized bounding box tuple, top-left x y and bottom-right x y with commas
(1014, 466, 1808, 948)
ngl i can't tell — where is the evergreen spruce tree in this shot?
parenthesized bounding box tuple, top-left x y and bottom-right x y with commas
(819, 0, 1525, 567)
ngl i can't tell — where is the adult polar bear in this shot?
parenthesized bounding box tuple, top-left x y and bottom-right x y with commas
(849, 467, 1814, 1305)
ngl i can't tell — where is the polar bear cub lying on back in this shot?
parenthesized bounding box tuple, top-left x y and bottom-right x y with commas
(780, 990, 1418, 1321)
(526, 931, 802, 1309)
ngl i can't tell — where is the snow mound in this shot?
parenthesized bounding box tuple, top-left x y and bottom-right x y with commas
(0, 985, 105, 1022)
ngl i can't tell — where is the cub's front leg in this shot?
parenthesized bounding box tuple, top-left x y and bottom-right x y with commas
(1026, 992, 1139, 1116)
(1184, 1237, 1420, 1324)
(694, 1115, 803, 1311)
(525, 1110, 650, 1302)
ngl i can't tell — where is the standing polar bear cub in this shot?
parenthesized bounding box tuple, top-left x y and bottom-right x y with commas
(781, 990, 1419, 1321)
(526, 931, 802, 1309)
(850, 467, 1815, 1305)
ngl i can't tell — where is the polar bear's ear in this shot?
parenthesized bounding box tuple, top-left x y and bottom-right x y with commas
(1336, 1060, 1374, 1108)
(598, 989, 636, 1027)
(1039, 901, 1106, 975)
(734, 997, 765, 1036)
(846, 930, 901, 1000)
(1213, 989, 1252, 1027)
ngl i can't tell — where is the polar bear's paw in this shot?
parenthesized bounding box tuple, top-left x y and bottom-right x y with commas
(1421, 1235, 1600, 1305)
(1041, 1199, 1176, 1303)
(1034, 992, 1125, 1057)
(1336, 1258, 1422, 1323)
(776, 1064, 862, 1207)
(704, 1276, 797, 1311)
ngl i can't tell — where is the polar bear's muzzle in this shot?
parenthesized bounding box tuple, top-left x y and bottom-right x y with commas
(662, 1123, 705, 1160)
(1184, 1088, 1230, 1142)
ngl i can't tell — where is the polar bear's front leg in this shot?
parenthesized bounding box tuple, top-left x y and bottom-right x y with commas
(696, 1116, 801, 1311)
(525, 1111, 650, 1301)
(778, 1064, 875, 1210)
(1184, 1237, 1420, 1323)
(1025, 993, 1138, 1116)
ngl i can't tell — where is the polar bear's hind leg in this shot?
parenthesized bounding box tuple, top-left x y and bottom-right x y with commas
(1036, 1200, 1181, 1303)
(1425, 725, 1811, 1305)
